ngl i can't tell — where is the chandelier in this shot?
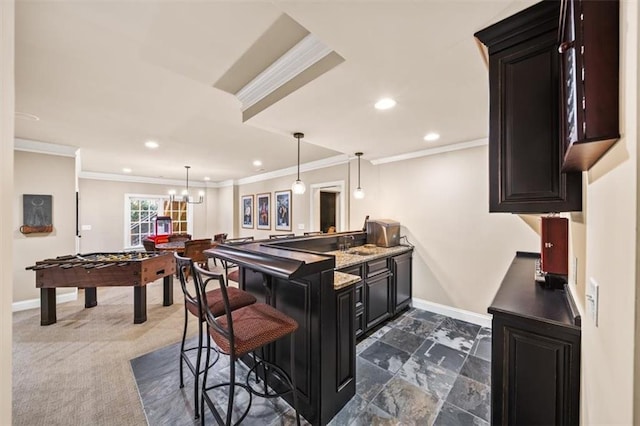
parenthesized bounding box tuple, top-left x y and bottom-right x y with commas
(169, 166, 204, 204)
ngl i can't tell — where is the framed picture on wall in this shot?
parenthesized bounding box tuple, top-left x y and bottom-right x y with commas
(241, 195, 254, 229)
(256, 193, 271, 230)
(274, 190, 292, 231)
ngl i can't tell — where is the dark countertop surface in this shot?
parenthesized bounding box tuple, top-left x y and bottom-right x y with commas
(489, 252, 580, 332)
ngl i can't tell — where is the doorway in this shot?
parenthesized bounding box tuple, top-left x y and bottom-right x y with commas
(309, 181, 346, 233)
(320, 191, 337, 233)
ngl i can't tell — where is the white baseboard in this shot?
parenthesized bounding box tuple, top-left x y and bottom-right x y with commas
(412, 297, 492, 328)
(12, 289, 78, 312)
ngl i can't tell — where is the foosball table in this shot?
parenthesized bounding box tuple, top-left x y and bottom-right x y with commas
(26, 251, 176, 325)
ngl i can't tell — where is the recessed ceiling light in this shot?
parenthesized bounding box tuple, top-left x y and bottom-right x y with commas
(203, 177, 211, 181)
(253, 160, 262, 167)
(145, 140, 159, 149)
(122, 168, 132, 173)
(423, 132, 440, 142)
(16, 112, 40, 121)
(374, 98, 397, 110)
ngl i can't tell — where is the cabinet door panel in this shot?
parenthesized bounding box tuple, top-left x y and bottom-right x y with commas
(393, 253, 412, 313)
(336, 287, 355, 391)
(365, 273, 392, 329)
(500, 325, 577, 425)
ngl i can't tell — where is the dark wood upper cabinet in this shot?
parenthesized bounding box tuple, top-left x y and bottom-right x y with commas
(559, 0, 620, 171)
(475, 0, 582, 213)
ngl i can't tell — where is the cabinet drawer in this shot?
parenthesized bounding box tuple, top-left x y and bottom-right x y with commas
(366, 258, 389, 277)
(340, 264, 364, 278)
(355, 283, 364, 310)
(355, 311, 364, 338)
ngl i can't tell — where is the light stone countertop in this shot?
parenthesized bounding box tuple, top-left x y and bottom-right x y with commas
(327, 244, 413, 270)
(333, 271, 361, 290)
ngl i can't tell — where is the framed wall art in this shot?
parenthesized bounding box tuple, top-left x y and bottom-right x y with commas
(241, 195, 254, 229)
(274, 190, 292, 231)
(256, 193, 271, 230)
(20, 194, 53, 234)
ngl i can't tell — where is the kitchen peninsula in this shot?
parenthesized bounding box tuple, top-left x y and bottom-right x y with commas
(205, 232, 413, 425)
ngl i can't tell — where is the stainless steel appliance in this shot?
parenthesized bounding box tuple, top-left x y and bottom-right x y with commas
(366, 219, 400, 247)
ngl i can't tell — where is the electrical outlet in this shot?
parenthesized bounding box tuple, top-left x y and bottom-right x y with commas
(298, 224, 305, 230)
(81, 225, 92, 231)
(586, 277, 599, 326)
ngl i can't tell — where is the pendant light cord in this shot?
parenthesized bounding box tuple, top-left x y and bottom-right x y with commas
(297, 135, 301, 180)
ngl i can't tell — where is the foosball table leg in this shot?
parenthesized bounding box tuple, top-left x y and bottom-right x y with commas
(40, 288, 57, 326)
(133, 286, 147, 324)
(85, 287, 97, 308)
(163, 275, 173, 306)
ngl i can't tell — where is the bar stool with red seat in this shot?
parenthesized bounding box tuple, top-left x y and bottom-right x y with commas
(174, 253, 257, 419)
(194, 264, 301, 426)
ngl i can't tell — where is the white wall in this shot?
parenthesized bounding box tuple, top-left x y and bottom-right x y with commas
(0, 0, 14, 421)
(234, 163, 350, 239)
(13, 151, 76, 303)
(78, 178, 210, 252)
(356, 146, 539, 314)
(580, 1, 638, 423)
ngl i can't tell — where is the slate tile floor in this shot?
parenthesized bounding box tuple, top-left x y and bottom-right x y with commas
(131, 307, 491, 425)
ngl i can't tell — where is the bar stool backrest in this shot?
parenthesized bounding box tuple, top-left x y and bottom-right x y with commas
(183, 238, 212, 266)
(142, 239, 156, 252)
(213, 233, 228, 242)
(174, 253, 201, 314)
(224, 236, 254, 245)
(193, 265, 235, 350)
(169, 233, 192, 243)
(269, 233, 295, 239)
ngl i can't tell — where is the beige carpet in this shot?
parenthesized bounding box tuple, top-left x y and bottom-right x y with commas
(12, 273, 212, 426)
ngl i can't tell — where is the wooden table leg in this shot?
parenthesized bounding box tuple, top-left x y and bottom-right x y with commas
(163, 275, 173, 306)
(40, 288, 56, 326)
(133, 286, 147, 324)
(85, 287, 97, 308)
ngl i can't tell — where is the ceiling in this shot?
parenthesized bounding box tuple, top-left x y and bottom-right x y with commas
(15, 0, 536, 183)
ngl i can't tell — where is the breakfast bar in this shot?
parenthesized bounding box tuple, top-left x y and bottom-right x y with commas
(205, 232, 413, 425)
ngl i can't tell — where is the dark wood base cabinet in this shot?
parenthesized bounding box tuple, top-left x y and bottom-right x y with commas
(339, 250, 413, 339)
(490, 253, 581, 425)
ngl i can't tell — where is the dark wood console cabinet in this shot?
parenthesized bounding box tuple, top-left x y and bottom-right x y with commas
(475, 0, 582, 213)
(339, 250, 413, 338)
(489, 252, 581, 425)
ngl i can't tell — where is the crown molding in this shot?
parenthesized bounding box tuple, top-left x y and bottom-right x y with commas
(236, 154, 349, 185)
(14, 138, 78, 157)
(370, 138, 488, 165)
(79, 171, 210, 188)
(235, 33, 333, 111)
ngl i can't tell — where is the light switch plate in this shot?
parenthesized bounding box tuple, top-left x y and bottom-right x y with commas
(81, 225, 92, 231)
(587, 277, 599, 326)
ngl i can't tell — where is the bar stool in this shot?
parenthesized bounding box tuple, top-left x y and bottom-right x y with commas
(193, 265, 301, 426)
(174, 253, 257, 419)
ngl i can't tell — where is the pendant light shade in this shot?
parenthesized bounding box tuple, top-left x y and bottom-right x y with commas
(169, 166, 204, 204)
(353, 152, 365, 199)
(291, 132, 306, 194)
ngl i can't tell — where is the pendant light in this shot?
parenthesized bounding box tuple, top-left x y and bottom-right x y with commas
(169, 166, 204, 204)
(291, 132, 306, 194)
(353, 152, 365, 199)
